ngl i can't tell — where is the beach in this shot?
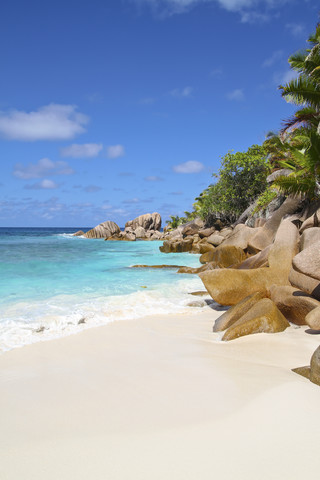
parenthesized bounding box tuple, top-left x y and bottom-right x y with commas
(1, 307, 320, 480)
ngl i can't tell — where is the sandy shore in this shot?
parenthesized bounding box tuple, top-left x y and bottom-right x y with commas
(1, 306, 320, 480)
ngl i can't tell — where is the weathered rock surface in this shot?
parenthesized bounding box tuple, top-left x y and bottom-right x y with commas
(300, 227, 320, 250)
(84, 221, 120, 239)
(182, 219, 204, 237)
(266, 169, 292, 183)
(134, 226, 146, 238)
(220, 224, 259, 251)
(222, 298, 290, 341)
(269, 285, 320, 325)
(236, 245, 271, 270)
(200, 220, 298, 305)
(289, 268, 320, 301)
(199, 243, 215, 254)
(305, 306, 320, 330)
(131, 264, 183, 269)
(200, 245, 246, 268)
(72, 230, 85, 236)
(159, 238, 193, 253)
(213, 292, 266, 332)
(125, 212, 161, 231)
(248, 196, 302, 252)
(206, 233, 225, 246)
(300, 207, 320, 233)
(293, 346, 320, 386)
(292, 240, 320, 281)
(198, 227, 216, 238)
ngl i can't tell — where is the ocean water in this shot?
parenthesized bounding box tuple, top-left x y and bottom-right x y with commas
(0, 227, 205, 352)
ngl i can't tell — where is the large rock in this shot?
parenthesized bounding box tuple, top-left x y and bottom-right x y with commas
(220, 224, 259, 250)
(248, 195, 302, 252)
(159, 238, 193, 253)
(206, 233, 225, 246)
(293, 345, 320, 386)
(134, 226, 146, 239)
(199, 219, 298, 306)
(236, 245, 271, 270)
(182, 219, 204, 237)
(300, 227, 320, 250)
(198, 227, 216, 238)
(213, 292, 266, 332)
(289, 268, 320, 301)
(305, 306, 320, 330)
(269, 285, 320, 325)
(300, 207, 320, 233)
(125, 212, 161, 231)
(292, 240, 320, 281)
(84, 221, 120, 239)
(199, 243, 215, 254)
(222, 298, 290, 341)
(200, 245, 246, 268)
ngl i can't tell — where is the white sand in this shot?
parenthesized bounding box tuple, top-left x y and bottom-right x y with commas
(1, 307, 320, 480)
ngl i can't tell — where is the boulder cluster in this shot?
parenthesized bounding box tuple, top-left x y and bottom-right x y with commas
(161, 197, 320, 384)
(73, 213, 164, 241)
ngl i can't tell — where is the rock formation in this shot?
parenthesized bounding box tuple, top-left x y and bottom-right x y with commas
(84, 221, 120, 239)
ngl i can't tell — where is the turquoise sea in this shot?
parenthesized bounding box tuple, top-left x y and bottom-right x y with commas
(0, 227, 204, 352)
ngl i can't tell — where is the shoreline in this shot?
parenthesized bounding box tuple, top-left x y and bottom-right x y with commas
(1, 308, 320, 479)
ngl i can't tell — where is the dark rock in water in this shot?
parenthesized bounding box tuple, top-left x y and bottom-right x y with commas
(73, 230, 85, 236)
(84, 221, 120, 239)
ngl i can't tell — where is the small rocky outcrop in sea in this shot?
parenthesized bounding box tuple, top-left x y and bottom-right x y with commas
(83, 221, 121, 239)
(125, 212, 162, 232)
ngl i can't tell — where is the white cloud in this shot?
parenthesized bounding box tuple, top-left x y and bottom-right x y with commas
(132, 1, 288, 21)
(25, 179, 59, 190)
(262, 50, 283, 68)
(173, 160, 205, 173)
(170, 86, 193, 98)
(0, 104, 89, 141)
(123, 197, 140, 204)
(286, 23, 305, 37)
(13, 158, 74, 179)
(107, 144, 125, 158)
(226, 88, 245, 101)
(273, 69, 298, 85)
(60, 143, 103, 158)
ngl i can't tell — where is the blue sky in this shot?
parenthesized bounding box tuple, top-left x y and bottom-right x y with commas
(0, 0, 318, 227)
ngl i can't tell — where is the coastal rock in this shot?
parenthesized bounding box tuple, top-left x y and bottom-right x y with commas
(72, 230, 85, 236)
(292, 240, 320, 281)
(289, 268, 320, 301)
(134, 226, 146, 238)
(219, 227, 233, 238)
(269, 285, 320, 325)
(198, 227, 216, 238)
(237, 245, 271, 270)
(213, 292, 266, 332)
(131, 264, 183, 269)
(222, 298, 290, 341)
(125, 212, 161, 231)
(199, 268, 275, 306)
(122, 232, 136, 241)
(300, 227, 320, 250)
(220, 224, 259, 251)
(182, 219, 203, 237)
(293, 346, 320, 386)
(199, 220, 298, 306)
(199, 243, 215, 254)
(84, 221, 120, 239)
(300, 207, 320, 233)
(200, 245, 246, 268)
(248, 195, 302, 252)
(159, 238, 193, 253)
(310, 346, 320, 385)
(206, 233, 224, 246)
(305, 306, 320, 330)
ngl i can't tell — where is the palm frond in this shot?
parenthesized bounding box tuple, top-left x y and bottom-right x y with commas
(279, 75, 320, 108)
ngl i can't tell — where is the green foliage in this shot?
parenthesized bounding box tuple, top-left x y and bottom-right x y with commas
(193, 144, 269, 224)
(253, 187, 278, 214)
(165, 215, 185, 229)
